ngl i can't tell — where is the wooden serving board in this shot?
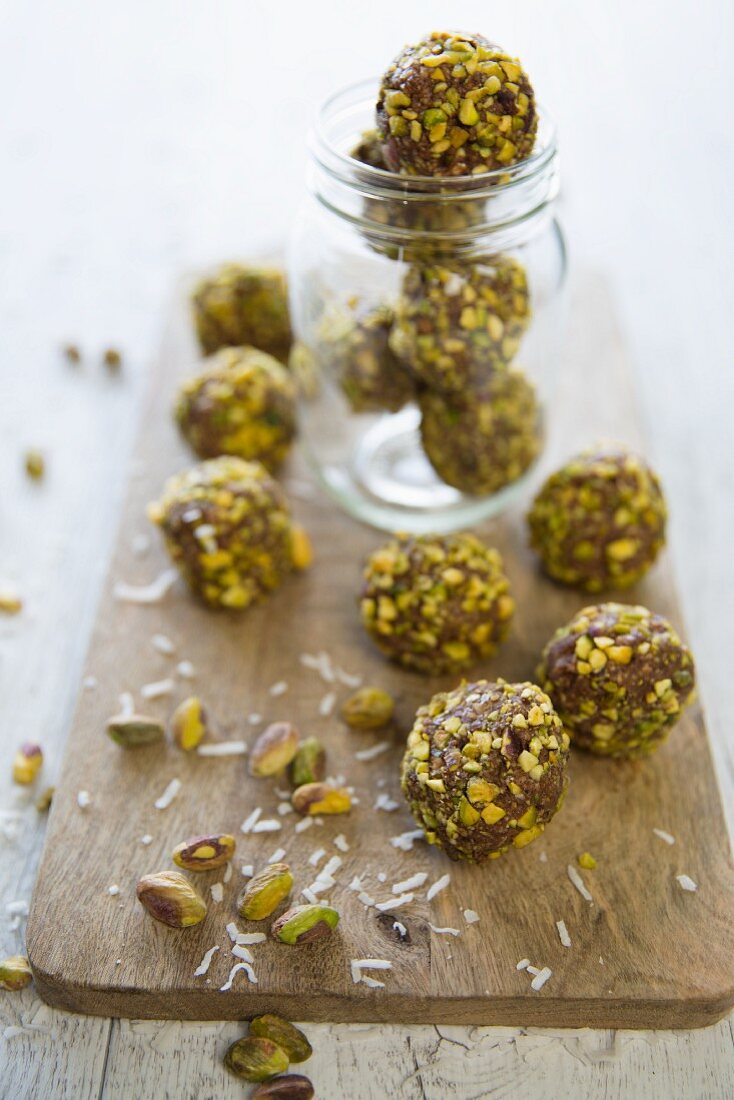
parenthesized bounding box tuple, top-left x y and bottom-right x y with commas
(27, 274, 734, 1028)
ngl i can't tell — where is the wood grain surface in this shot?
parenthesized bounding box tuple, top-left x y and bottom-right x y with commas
(25, 276, 734, 1029)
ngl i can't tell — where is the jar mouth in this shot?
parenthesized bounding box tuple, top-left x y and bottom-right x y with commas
(311, 76, 558, 200)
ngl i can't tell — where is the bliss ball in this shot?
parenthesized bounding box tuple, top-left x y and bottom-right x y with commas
(390, 256, 531, 393)
(527, 448, 667, 592)
(402, 679, 569, 862)
(148, 457, 307, 611)
(376, 31, 537, 177)
(537, 602, 696, 758)
(175, 347, 297, 471)
(191, 263, 292, 362)
(420, 367, 540, 495)
(359, 532, 514, 675)
(316, 303, 414, 414)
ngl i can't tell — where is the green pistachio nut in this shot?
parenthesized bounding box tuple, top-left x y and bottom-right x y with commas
(340, 686, 395, 730)
(252, 1075, 315, 1100)
(289, 737, 326, 788)
(106, 714, 165, 748)
(249, 1015, 312, 1063)
(0, 955, 32, 991)
(238, 863, 293, 920)
(270, 904, 340, 945)
(249, 722, 300, 777)
(224, 1036, 290, 1082)
(172, 833, 236, 871)
(136, 871, 207, 928)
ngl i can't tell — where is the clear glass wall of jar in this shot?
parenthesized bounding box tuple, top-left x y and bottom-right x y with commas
(287, 78, 567, 534)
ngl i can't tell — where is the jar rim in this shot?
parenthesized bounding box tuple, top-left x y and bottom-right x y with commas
(310, 76, 558, 199)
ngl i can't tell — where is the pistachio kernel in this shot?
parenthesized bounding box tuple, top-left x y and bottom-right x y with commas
(172, 833, 236, 872)
(169, 696, 208, 751)
(577, 851, 597, 870)
(250, 721, 300, 777)
(136, 870, 207, 928)
(252, 1075, 315, 1100)
(289, 737, 326, 788)
(224, 1036, 290, 1083)
(106, 714, 165, 749)
(35, 786, 55, 812)
(290, 524, 313, 570)
(24, 449, 45, 480)
(341, 686, 395, 730)
(238, 863, 294, 920)
(291, 782, 351, 816)
(12, 743, 43, 785)
(0, 955, 32, 991)
(271, 903, 340, 945)
(249, 1015, 313, 1063)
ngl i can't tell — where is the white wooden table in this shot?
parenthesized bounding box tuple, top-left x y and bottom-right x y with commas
(1, 1, 732, 1096)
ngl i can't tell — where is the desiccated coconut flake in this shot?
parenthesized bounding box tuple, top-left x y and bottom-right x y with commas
(393, 921, 408, 939)
(210, 883, 224, 903)
(269, 680, 288, 697)
(653, 828, 676, 845)
(248, 713, 262, 725)
(426, 873, 450, 901)
(140, 834, 153, 846)
(320, 855, 342, 878)
(355, 741, 390, 762)
(676, 874, 698, 892)
(319, 691, 336, 717)
(114, 568, 178, 604)
(429, 925, 460, 937)
(194, 946, 219, 977)
(268, 847, 286, 864)
(294, 817, 314, 834)
(348, 876, 364, 892)
(231, 944, 254, 963)
(463, 909, 480, 925)
(197, 741, 247, 757)
(302, 888, 320, 905)
(240, 808, 262, 834)
(377, 873, 386, 883)
(375, 893, 414, 912)
(531, 966, 553, 991)
(220, 962, 257, 990)
(77, 790, 92, 809)
(538, 851, 548, 863)
(223, 862, 233, 884)
(83, 676, 98, 690)
(226, 922, 242, 943)
(335, 667, 362, 688)
(361, 976, 385, 989)
(516, 958, 531, 971)
(567, 864, 593, 902)
(251, 819, 281, 833)
(308, 848, 326, 867)
(334, 834, 349, 852)
(526, 966, 541, 976)
(390, 829, 424, 852)
(154, 778, 182, 810)
(357, 891, 375, 907)
(391, 872, 428, 894)
(556, 919, 571, 947)
(6, 900, 29, 916)
(176, 660, 195, 679)
(237, 933, 267, 945)
(141, 678, 175, 700)
(374, 792, 400, 812)
(118, 691, 135, 716)
(108, 885, 120, 897)
(350, 959, 392, 985)
(151, 633, 175, 655)
(241, 865, 254, 877)
(277, 801, 294, 816)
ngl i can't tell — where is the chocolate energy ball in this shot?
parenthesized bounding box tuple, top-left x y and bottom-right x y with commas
(175, 347, 297, 471)
(359, 533, 514, 675)
(390, 256, 531, 393)
(402, 679, 569, 861)
(191, 263, 292, 362)
(148, 456, 305, 611)
(376, 32, 537, 177)
(420, 367, 541, 495)
(537, 602, 696, 758)
(316, 303, 414, 414)
(527, 448, 667, 592)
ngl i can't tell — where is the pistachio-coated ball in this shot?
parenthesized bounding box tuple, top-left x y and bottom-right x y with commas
(359, 532, 514, 675)
(316, 303, 414, 414)
(420, 367, 541, 495)
(402, 679, 569, 861)
(376, 32, 537, 177)
(191, 264, 291, 362)
(148, 457, 307, 611)
(175, 347, 297, 471)
(527, 448, 667, 592)
(390, 256, 531, 393)
(537, 602, 696, 758)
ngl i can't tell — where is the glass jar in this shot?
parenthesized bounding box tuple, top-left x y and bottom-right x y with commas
(287, 78, 567, 534)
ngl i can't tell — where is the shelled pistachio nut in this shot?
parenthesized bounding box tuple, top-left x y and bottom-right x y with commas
(271, 903, 339, 945)
(136, 870, 207, 928)
(35, 786, 55, 813)
(224, 1036, 290, 1082)
(249, 1015, 312, 1063)
(172, 833, 236, 872)
(290, 524, 314, 571)
(0, 955, 32, 991)
(291, 782, 351, 816)
(250, 722, 299, 777)
(12, 743, 43, 785)
(106, 714, 164, 748)
(169, 696, 209, 751)
(238, 863, 293, 920)
(252, 1075, 315, 1100)
(341, 686, 395, 730)
(289, 737, 326, 788)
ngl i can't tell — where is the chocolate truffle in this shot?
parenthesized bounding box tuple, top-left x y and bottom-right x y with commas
(359, 532, 514, 675)
(191, 263, 292, 362)
(420, 367, 540, 495)
(376, 32, 537, 177)
(537, 602, 696, 758)
(527, 448, 667, 592)
(148, 457, 307, 610)
(175, 347, 297, 471)
(316, 303, 414, 413)
(390, 256, 531, 393)
(402, 679, 569, 861)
